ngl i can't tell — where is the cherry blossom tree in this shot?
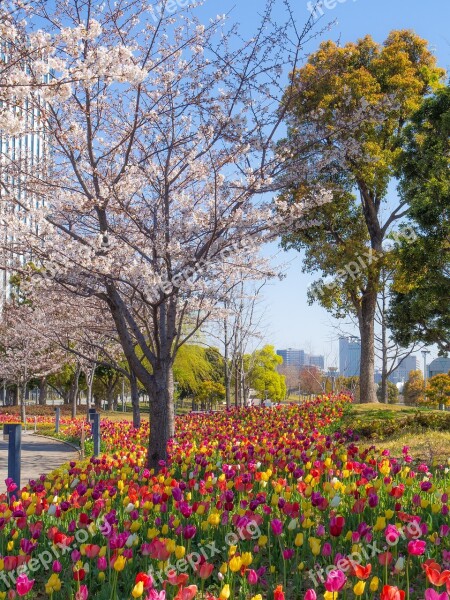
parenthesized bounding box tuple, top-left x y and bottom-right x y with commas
(0, 0, 333, 469)
(0, 301, 66, 420)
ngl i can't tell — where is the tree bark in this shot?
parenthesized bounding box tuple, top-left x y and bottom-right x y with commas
(130, 371, 141, 429)
(380, 290, 388, 404)
(12, 385, 19, 406)
(38, 377, 48, 405)
(20, 383, 26, 424)
(70, 366, 81, 419)
(147, 361, 175, 471)
(224, 316, 231, 410)
(359, 291, 378, 404)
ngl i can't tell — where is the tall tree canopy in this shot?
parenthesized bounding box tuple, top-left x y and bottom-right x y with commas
(389, 86, 450, 353)
(279, 30, 445, 403)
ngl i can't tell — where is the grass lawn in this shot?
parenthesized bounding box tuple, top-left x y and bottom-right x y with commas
(343, 402, 450, 463)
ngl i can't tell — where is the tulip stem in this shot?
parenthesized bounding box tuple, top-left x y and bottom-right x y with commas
(406, 557, 410, 600)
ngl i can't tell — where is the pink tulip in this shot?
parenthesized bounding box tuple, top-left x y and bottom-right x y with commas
(16, 574, 34, 597)
(247, 569, 258, 585)
(75, 586, 89, 600)
(325, 569, 347, 592)
(407, 540, 426, 555)
(304, 590, 317, 600)
(322, 542, 332, 556)
(425, 589, 449, 600)
(271, 519, 283, 536)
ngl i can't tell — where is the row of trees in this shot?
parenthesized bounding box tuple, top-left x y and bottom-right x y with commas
(403, 370, 450, 407)
(0, 285, 287, 414)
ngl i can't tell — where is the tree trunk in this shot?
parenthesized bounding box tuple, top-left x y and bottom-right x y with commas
(234, 360, 239, 408)
(38, 377, 48, 405)
(12, 385, 19, 406)
(147, 361, 175, 472)
(20, 384, 26, 424)
(224, 316, 231, 409)
(359, 291, 378, 404)
(70, 366, 81, 419)
(380, 290, 388, 404)
(130, 371, 141, 429)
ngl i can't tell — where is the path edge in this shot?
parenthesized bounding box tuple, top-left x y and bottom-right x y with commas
(28, 433, 82, 458)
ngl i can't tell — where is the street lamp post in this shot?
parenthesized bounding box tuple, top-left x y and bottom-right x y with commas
(329, 367, 338, 393)
(421, 349, 431, 400)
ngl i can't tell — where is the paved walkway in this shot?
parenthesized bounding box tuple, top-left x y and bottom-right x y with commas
(0, 433, 77, 493)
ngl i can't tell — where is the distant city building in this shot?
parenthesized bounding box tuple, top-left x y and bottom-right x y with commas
(339, 336, 361, 377)
(276, 348, 306, 368)
(308, 355, 325, 370)
(428, 357, 450, 378)
(0, 49, 47, 312)
(276, 348, 325, 370)
(389, 355, 419, 384)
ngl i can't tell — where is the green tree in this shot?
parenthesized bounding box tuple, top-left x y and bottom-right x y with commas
(402, 369, 424, 405)
(280, 31, 444, 403)
(426, 373, 450, 407)
(92, 365, 122, 410)
(245, 345, 286, 402)
(173, 345, 224, 400)
(376, 380, 399, 404)
(389, 86, 450, 353)
(197, 380, 226, 411)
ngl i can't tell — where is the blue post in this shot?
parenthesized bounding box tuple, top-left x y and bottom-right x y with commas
(55, 407, 60, 433)
(3, 424, 21, 493)
(91, 413, 100, 456)
(88, 408, 96, 422)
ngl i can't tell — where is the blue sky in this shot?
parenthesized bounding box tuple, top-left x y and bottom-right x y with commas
(200, 0, 450, 366)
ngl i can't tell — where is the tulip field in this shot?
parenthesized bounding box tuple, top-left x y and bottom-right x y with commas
(1, 395, 450, 600)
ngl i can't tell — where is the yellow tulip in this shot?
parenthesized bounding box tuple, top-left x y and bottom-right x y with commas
(324, 592, 338, 600)
(373, 517, 386, 532)
(354, 581, 366, 596)
(113, 555, 127, 572)
(132, 581, 144, 598)
(370, 577, 380, 592)
(219, 584, 230, 600)
(241, 552, 253, 567)
(258, 535, 268, 547)
(229, 556, 242, 572)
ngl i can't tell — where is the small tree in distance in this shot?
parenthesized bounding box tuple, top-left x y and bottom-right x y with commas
(376, 380, 399, 404)
(426, 373, 450, 408)
(403, 370, 425, 406)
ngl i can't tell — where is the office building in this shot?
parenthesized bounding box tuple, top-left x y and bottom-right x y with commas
(276, 348, 306, 368)
(0, 51, 47, 311)
(339, 336, 361, 377)
(276, 348, 325, 370)
(308, 355, 325, 370)
(389, 355, 419, 384)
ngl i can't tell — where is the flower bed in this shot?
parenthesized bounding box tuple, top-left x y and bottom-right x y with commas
(0, 394, 449, 600)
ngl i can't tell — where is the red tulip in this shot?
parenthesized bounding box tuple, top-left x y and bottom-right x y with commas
(380, 585, 406, 600)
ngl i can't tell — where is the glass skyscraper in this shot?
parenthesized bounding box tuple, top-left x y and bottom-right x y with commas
(339, 336, 361, 377)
